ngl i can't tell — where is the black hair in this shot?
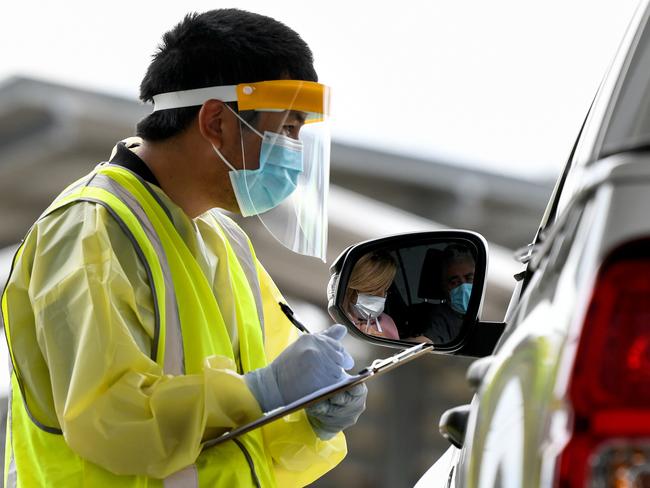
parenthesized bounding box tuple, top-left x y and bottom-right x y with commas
(442, 244, 475, 268)
(440, 243, 475, 286)
(136, 9, 318, 141)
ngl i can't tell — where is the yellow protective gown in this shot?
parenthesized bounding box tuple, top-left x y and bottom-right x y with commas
(2, 163, 346, 486)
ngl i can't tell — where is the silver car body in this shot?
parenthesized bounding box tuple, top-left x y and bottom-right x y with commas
(419, 1, 650, 486)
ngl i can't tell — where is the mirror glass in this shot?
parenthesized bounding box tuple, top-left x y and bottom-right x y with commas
(341, 240, 479, 345)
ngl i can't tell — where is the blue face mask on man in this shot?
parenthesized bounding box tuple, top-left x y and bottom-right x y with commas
(449, 283, 472, 314)
(212, 107, 304, 216)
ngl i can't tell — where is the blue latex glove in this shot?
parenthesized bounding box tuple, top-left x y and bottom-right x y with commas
(306, 383, 368, 440)
(245, 324, 354, 412)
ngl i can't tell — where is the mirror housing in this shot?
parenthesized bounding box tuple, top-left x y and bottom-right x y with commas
(328, 230, 496, 354)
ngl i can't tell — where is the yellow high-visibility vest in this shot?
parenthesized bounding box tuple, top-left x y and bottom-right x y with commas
(1, 164, 345, 487)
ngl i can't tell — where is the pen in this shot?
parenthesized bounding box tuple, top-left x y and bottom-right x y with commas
(279, 302, 311, 334)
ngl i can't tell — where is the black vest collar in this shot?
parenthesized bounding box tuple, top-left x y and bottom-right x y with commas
(109, 141, 160, 187)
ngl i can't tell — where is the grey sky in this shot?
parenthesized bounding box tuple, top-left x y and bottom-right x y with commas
(0, 1, 640, 179)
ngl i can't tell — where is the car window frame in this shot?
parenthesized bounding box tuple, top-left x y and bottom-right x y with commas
(531, 105, 591, 249)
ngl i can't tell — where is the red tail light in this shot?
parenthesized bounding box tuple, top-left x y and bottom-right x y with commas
(559, 252, 650, 487)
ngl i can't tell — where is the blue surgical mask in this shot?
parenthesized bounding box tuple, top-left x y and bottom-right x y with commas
(213, 109, 304, 216)
(449, 283, 472, 314)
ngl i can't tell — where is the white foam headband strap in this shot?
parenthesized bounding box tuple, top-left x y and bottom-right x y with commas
(152, 85, 238, 112)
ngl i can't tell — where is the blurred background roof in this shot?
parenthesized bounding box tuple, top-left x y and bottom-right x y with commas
(0, 75, 531, 306)
(0, 75, 534, 487)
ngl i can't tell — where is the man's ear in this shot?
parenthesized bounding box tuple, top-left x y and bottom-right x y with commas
(198, 99, 227, 148)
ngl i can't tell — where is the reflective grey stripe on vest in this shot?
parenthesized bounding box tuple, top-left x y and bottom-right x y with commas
(163, 465, 199, 488)
(2, 256, 16, 485)
(209, 210, 265, 340)
(5, 366, 17, 487)
(86, 175, 198, 488)
(87, 174, 185, 375)
(35, 177, 93, 223)
(59, 179, 88, 201)
(105, 163, 174, 223)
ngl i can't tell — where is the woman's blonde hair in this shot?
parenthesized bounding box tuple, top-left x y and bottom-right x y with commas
(349, 251, 397, 295)
(343, 251, 397, 318)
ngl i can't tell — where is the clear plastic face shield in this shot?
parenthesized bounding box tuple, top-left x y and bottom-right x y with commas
(152, 80, 331, 261)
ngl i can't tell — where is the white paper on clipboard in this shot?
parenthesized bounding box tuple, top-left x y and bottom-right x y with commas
(203, 342, 434, 449)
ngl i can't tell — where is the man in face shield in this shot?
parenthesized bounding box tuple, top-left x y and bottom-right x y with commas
(1, 9, 366, 487)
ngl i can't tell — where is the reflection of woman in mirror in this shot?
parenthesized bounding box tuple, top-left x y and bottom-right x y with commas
(343, 251, 400, 340)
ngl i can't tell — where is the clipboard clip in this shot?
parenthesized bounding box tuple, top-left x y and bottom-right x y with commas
(359, 342, 435, 375)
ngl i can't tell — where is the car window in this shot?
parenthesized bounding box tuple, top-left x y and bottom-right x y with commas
(534, 109, 590, 241)
(600, 9, 650, 157)
(550, 6, 649, 219)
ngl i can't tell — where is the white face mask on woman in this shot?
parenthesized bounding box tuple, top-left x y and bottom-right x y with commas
(353, 294, 386, 332)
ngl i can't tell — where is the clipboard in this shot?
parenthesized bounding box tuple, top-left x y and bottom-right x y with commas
(203, 342, 434, 449)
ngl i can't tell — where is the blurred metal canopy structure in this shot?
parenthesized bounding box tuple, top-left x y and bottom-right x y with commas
(0, 76, 552, 487)
(0, 76, 547, 305)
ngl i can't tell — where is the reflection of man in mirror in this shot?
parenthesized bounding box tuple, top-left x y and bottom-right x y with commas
(343, 251, 400, 339)
(421, 244, 475, 343)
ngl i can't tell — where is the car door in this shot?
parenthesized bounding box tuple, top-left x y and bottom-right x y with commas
(452, 3, 650, 486)
(450, 82, 603, 484)
(455, 165, 587, 488)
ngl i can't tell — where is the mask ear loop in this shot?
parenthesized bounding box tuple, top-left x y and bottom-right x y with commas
(212, 104, 263, 172)
(373, 315, 383, 333)
(233, 105, 283, 231)
(209, 106, 260, 216)
(236, 111, 261, 216)
(212, 145, 237, 172)
(224, 103, 263, 138)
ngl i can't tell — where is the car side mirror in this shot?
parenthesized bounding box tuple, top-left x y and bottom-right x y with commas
(327, 231, 490, 353)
